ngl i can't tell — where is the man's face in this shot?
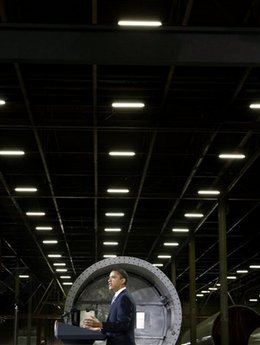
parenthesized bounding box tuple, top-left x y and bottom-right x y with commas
(108, 270, 125, 292)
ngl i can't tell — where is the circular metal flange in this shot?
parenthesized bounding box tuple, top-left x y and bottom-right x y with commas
(64, 256, 182, 345)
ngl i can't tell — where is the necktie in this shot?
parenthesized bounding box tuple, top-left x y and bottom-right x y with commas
(111, 295, 116, 304)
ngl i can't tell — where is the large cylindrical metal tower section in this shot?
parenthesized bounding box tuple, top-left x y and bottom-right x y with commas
(64, 256, 182, 345)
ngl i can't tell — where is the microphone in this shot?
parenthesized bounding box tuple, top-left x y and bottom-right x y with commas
(61, 308, 78, 321)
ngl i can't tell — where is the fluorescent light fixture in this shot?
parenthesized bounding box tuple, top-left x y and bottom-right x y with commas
(112, 102, 145, 108)
(152, 263, 163, 267)
(56, 268, 68, 272)
(227, 276, 236, 280)
(219, 153, 245, 159)
(216, 283, 221, 287)
(249, 265, 260, 269)
(201, 290, 211, 294)
(163, 242, 179, 246)
(26, 212, 45, 216)
(118, 20, 162, 27)
(172, 228, 189, 233)
(0, 99, 6, 105)
(103, 242, 118, 246)
(62, 282, 73, 285)
(236, 270, 248, 274)
(249, 103, 260, 109)
(42, 240, 58, 244)
(249, 298, 258, 302)
(104, 228, 121, 232)
(107, 188, 129, 193)
(105, 212, 124, 217)
(36, 226, 53, 231)
(184, 213, 204, 218)
(0, 150, 25, 155)
(103, 254, 117, 258)
(196, 293, 204, 297)
(157, 255, 171, 259)
(109, 151, 135, 156)
(198, 190, 220, 195)
(208, 287, 218, 291)
(48, 254, 61, 258)
(53, 263, 66, 266)
(15, 187, 37, 192)
(19, 275, 29, 278)
(60, 276, 71, 279)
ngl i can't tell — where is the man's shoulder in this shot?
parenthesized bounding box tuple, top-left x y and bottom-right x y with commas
(119, 289, 135, 302)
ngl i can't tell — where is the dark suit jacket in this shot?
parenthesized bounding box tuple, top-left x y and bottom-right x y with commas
(102, 289, 136, 345)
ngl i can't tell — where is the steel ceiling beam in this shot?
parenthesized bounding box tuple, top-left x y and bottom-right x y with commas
(1, 25, 260, 66)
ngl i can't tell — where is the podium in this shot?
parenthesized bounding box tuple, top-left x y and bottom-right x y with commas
(54, 321, 106, 344)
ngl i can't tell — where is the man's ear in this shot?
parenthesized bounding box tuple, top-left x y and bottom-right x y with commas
(121, 277, 126, 285)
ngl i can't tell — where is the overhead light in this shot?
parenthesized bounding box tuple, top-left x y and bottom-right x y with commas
(0, 99, 6, 105)
(249, 298, 258, 302)
(105, 212, 124, 217)
(60, 276, 71, 279)
(236, 270, 248, 274)
(249, 265, 260, 269)
(218, 153, 245, 159)
(249, 103, 260, 109)
(62, 282, 73, 285)
(196, 293, 204, 297)
(104, 228, 121, 232)
(157, 255, 171, 259)
(227, 276, 236, 280)
(163, 242, 179, 246)
(198, 190, 220, 195)
(172, 228, 189, 233)
(26, 212, 45, 216)
(103, 242, 118, 246)
(48, 254, 61, 258)
(184, 213, 204, 218)
(152, 263, 163, 267)
(118, 20, 162, 27)
(42, 240, 58, 244)
(19, 275, 29, 278)
(107, 188, 129, 193)
(109, 151, 135, 156)
(103, 254, 117, 258)
(36, 226, 53, 231)
(53, 263, 66, 266)
(208, 287, 218, 291)
(56, 268, 67, 272)
(112, 102, 145, 108)
(201, 290, 210, 294)
(0, 150, 25, 155)
(15, 187, 37, 192)
(216, 283, 221, 287)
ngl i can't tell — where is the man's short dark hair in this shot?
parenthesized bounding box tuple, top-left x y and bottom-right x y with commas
(111, 267, 128, 285)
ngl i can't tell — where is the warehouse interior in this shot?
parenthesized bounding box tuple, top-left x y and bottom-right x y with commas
(0, 0, 260, 344)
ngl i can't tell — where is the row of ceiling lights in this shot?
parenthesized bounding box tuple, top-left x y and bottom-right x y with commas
(196, 264, 260, 302)
(0, 144, 245, 284)
(0, 100, 259, 288)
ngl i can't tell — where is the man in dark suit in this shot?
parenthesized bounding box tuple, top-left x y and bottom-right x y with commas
(84, 267, 136, 345)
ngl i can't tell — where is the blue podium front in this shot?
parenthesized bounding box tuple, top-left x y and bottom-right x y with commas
(54, 321, 106, 344)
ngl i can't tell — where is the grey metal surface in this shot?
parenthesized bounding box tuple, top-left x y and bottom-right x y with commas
(2, 26, 260, 66)
(249, 328, 260, 345)
(181, 305, 260, 345)
(64, 256, 182, 345)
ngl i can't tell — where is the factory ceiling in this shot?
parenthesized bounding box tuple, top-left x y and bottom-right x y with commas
(0, 0, 260, 316)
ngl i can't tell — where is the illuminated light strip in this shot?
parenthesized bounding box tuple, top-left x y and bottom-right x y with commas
(118, 20, 162, 27)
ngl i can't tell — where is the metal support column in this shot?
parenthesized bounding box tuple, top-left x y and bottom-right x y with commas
(189, 233, 197, 345)
(27, 294, 32, 345)
(14, 260, 20, 345)
(218, 196, 229, 345)
(171, 261, 176, 286)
